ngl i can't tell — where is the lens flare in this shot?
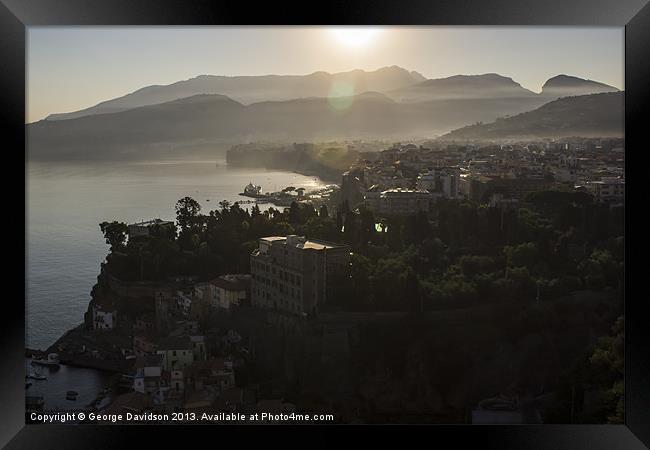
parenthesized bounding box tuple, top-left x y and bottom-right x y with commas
(328, 81, 355, 111)
(330, 28, 382, 48)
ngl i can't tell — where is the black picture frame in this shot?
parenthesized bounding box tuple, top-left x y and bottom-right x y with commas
(4, 0, 649, 447)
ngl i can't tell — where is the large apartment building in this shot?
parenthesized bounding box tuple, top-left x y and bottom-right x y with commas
(364, 188, 432, 216)
(250, 235, 350, 316)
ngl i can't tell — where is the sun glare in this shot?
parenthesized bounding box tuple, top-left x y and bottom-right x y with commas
(331, 27, 382, 48)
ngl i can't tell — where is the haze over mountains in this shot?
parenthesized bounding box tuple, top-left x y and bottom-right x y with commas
(443, 92, 624, 140)
(29, 66, 621, 160)
(45, 66, 426, 121)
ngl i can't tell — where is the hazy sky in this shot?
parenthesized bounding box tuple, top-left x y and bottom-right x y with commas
(27, 26, 624, 123)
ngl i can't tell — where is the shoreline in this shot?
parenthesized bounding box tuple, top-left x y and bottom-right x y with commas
(27, 161, 331, 352)
(228, 163, 342, 184)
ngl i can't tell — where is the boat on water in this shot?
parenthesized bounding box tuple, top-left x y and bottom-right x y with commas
(240, 182, 269, 199)
(66, 390, 79, 401)
(31, 353, 60, 367)
(26, 371, 47, 381)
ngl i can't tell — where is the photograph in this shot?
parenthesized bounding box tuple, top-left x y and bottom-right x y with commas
(24, 25, 625, 425)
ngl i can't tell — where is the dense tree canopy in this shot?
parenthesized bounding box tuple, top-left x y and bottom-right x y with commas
(99, 191, 623, 312)
(97, 189, 623, 424)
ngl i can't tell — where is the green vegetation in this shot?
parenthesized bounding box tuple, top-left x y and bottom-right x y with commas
(100, 189, 623, 310)
(99, 189, 624, 422)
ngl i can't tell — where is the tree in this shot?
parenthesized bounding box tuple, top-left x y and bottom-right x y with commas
(176, 197, 202, 232)
(504, 242, 539, 271)
(358, 207, 376, 246)
(403, 268, 422, 313)
(319, 204, 329, 218)
(459, 255, 496, 279)
(578, 249, 623, 290)
(99, 221, 128, 252)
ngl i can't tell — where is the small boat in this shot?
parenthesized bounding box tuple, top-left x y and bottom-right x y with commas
(66, 390, 78, 401)
(26, 372, 47, 380)
(31, 353, 60, 367)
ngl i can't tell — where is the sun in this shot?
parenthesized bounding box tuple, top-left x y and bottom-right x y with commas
(330, 27, 382, 48)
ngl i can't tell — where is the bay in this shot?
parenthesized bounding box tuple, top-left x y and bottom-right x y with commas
(26, 160, 326, 349)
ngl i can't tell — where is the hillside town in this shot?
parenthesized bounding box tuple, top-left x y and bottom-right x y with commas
(341, 138, 624, 215)
(27, 137, 624, 424)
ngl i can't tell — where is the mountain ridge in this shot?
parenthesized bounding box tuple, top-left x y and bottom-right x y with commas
(42, 68, 618, 122)
(441, 91, 624, 141)
(29, 90, 623, 161)
(44, 66, 425, 121)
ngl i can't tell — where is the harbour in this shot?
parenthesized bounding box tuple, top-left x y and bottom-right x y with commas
(24, 357, 114, 412)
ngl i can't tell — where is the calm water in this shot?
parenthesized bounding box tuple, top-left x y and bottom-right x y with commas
(25, 358, 113, 411)
(26, 160, 326, 349)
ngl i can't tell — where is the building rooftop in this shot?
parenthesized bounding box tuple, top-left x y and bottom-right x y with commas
(259, 235, 347, 250)
(128, 218, 175, 227)
(381, 188, 431, 196)
(211, 274, 250, 291)
(260, 236, 286, 242)
(302, 240, 339, 250)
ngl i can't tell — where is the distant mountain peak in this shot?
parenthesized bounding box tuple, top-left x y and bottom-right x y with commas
(541, 75, 619, 96)
(389, 72, 536, 101)
(418, 73, 523, 88)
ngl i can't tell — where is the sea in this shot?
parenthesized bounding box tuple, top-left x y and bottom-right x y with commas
(26, 160, 327, 350)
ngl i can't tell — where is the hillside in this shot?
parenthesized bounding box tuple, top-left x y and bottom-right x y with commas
(441, 92, 624, 141)
(29, 70, 623, 161)
(43, 70, 618, 125)
(30, 91, 603, 160)
(45, 66, 425, 121)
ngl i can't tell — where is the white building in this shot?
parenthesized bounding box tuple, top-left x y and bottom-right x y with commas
(92, 301, 117, 331)
(586, 178, 625, 204)
(366, 188, 432, 216)
(416, 167, 460, 199)
(133, 354, 165, 396)
(210, 274, 250, 309)
(250, 236, 350, 315)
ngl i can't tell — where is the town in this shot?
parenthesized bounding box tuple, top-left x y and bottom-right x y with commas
(27, 137, 624, 424)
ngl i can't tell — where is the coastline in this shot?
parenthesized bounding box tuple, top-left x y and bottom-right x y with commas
(229, 162, 342, 184)
(27, 161, 338, 372)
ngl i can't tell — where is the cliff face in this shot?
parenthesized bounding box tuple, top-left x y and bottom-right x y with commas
(84, 264, 164, 331)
